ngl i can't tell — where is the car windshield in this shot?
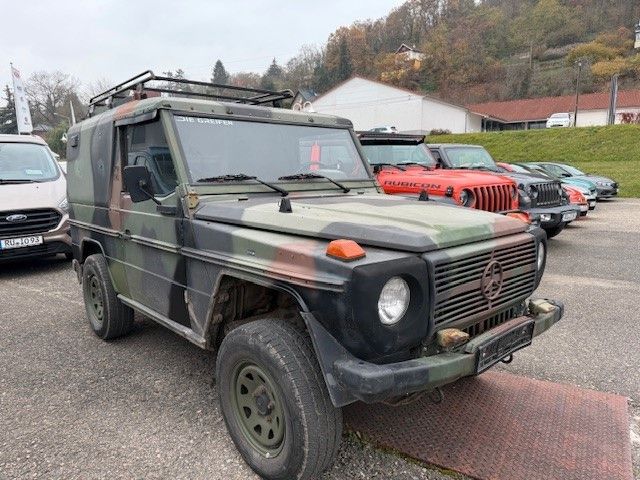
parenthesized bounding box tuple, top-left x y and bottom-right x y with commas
(173, 115, 371, 184)
(444, 146, 499, 171)
(361, 143, 436, 167)
(0, 142, 60, 182)
(559, 164, 585, 176)
(508, 164, 531, 173)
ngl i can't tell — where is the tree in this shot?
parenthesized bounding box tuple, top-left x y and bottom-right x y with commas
(285, 45, 323, 90)
(335, 37, 353, 83)
(212, 60, 229, 85)
(0, 85, 18, 134)
(260, 58, 284, 90)
(26, 71, 82, 127)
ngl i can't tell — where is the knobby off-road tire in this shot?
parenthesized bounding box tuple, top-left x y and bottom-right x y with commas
(216, 319, 343, 480)
(543, 223, 565, 239)
(82, 254, 134, 340)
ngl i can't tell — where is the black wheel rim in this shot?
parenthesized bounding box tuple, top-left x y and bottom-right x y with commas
(231, 362, 285, 457)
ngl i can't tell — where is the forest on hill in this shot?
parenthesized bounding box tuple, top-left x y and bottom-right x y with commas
(217, 0, 640, 104)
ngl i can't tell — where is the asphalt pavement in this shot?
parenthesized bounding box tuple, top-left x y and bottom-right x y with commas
(0, 199, 638, 479)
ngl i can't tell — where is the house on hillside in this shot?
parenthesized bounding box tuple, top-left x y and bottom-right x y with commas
(395, 43, 426, 62)
(469, 90, 640, 131)
(307, 76, 482, 134)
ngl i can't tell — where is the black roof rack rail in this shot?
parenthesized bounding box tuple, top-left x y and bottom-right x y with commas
(87, 70, 294, 117)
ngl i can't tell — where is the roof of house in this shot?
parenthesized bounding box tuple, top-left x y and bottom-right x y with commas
(395, 43, 422, 54)
(468, 89, 640, 122)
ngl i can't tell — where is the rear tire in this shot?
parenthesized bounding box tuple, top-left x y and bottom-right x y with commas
(216, 320, 342, 480)
(82, 254, 134, 340)
(544, 223, 565, 239)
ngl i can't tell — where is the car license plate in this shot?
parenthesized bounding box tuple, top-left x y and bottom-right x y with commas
(475, 320, 535, 373)
(0, 235, 43, 250)
(562, 211, 577, 222)
(588, 200, 596, 207)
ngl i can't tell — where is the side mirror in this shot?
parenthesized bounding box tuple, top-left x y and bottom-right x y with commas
(123, 165, 156, 203)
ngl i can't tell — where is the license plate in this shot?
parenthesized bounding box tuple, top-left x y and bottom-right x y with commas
(580, 205, 588, 212)
(562, 211, 577, 222)
(476, 320, 535, 373)
(588, 200, 596, 207)
(0, 235, 43, 250)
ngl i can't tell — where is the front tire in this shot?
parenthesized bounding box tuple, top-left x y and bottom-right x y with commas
(216, 320, 342, 480)
(544, 223, 565, 239)
(82, 254, 134, 340)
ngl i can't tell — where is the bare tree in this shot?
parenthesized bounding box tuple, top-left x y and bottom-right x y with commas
(26, 71, 82, 127)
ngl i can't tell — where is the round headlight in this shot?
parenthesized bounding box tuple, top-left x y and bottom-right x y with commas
(537, 242, 546, 270)
(528, 185, 539, 199)
(378, 277, 410, 325)
(459, 189, 473, 207)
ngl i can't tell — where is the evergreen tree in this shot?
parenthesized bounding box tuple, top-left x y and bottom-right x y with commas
(335, 37, 353, 83)
(0, 85, 18, 134)
(212, 60, 229, 85)
(261, 58, 284, 90)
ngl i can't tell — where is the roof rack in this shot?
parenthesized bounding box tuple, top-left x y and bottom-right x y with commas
(87, 70, 294, 117)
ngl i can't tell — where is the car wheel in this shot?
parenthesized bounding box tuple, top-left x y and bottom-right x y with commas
(82, 254, 134, 340)
(216, 319, 342, 480)
(544, 224, 565, 239)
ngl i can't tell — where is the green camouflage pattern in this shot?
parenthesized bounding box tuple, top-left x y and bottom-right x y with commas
(66, 94, 557, 405)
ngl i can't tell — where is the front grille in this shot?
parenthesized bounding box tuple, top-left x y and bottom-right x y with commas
(531, 182, 561, 207)
(462, 307, 519, 338)
(431, 237, 537, 326)
(470, 184, 515, 212)
(0, 209, 61, 237)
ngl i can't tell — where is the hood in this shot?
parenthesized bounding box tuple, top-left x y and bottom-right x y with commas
(574, 174, 615, 184)
(501, 172, 556, 188)
(384, 167, 515, 187)
(0, 176, 67, 212)
(194, 194, 528, 253)
(562, 177, 597, 190)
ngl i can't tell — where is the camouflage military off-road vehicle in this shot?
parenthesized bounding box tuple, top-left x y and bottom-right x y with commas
(66, 72, 563, 480)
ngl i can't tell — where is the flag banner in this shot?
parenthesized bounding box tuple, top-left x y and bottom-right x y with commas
(10, 65, 33, 134)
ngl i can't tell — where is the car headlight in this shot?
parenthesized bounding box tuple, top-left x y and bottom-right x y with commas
(58, 197, 69, 213)
(527, 185, 539, 199)
(537, 242, 546, 271)
(378, 277, 410, 325)
(459, 189, 473, 207)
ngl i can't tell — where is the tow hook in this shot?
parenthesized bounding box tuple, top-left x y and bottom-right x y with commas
(501, 354, 514, 364)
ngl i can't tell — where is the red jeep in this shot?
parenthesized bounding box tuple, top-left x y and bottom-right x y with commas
(358, 133, 521, 216)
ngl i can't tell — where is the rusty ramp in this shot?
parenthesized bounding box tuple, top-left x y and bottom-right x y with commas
(344, 371, 632, 480)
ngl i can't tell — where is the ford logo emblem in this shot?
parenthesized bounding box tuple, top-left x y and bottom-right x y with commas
(6, 214, 28, 222)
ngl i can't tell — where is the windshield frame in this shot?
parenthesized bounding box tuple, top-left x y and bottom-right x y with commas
(167, 110, 377, 193)
(0, 141, 61, 183)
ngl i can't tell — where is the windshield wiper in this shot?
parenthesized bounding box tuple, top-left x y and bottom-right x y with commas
(278, 173, 350, 193)
(396, 162, 432, 169)
(196, 173, 288, 196)
(0, 178, 41, 184)
(370, 162, 405, 171)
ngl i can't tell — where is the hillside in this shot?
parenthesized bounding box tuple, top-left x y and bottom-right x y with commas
(429, 125, 640, 197)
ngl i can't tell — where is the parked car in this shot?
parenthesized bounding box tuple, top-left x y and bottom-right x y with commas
(369, 125, 398, 133)
(428, 144, 579, 238)
(358, 133, 526, 220)
(516, 162, 598, 210)
(525, 162, 618, 199)
(0, 134, 71, 261)
(562, 185, 589, 217)
(66, 71, 564, 480)
(546, 112, 572, 128)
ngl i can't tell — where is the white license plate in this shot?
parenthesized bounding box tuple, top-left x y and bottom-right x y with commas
(0, 235, 43, 250)
(588, 200, 596, 207)
(562, 212, 577, 222)
(580, 205, 588, 212)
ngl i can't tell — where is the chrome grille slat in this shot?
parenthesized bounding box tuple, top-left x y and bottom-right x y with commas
(0, 209, 61, 237)
(470, 184, 514, 212)
(431, 237, 537, 326)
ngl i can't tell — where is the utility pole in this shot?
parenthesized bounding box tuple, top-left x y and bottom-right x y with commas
(573, 61, 583, 127)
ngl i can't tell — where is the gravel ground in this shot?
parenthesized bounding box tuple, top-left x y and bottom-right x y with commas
(0, 199, 637, 479)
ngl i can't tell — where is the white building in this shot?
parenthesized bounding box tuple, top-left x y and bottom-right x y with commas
(309, 76, 483, 134)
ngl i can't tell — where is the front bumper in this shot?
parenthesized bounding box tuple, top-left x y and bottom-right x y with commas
(596, 186, 618, 199)
(306, 299, 563, 407)
(529, 204, 578, 227)
(0, 214, 71, 261)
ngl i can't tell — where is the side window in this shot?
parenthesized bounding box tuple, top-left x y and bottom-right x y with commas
(122, 121, 178, 196)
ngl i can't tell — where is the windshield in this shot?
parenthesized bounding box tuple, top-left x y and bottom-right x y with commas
(361, 143, 436, 167)
(559, 164, 585, 176)
(0, 142, 60, 182)
(173, 115, 370, 183)
(508, 164, 531, 173)
(444, 146, 498, 170)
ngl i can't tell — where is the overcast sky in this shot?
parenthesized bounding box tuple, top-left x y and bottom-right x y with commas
(1, 0, 404, 100)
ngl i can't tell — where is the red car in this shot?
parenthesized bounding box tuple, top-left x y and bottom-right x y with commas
(358, 133, 525, 219)
(563, 185, 588, 217)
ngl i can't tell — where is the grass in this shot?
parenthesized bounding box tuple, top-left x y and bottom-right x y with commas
(429, 125, 640, 197)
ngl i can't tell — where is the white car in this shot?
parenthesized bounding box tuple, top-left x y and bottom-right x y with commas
(369, 126, 398, 133)
(546, 113, 572, 128)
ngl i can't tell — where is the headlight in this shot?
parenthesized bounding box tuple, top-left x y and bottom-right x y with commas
(459, 189, 473, 207)
(527, 185, 538, 199)
(537, 242, 546, 270)
(378, 276, 410, 325)
(58, 197, 69, 213)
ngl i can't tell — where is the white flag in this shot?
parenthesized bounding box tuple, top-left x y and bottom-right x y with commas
(10, 64, 33, 134)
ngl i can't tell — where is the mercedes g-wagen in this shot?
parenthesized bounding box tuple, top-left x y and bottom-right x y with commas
(66, 72, 563, 480)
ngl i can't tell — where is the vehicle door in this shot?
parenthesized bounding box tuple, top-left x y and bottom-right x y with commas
(115, 118, 190, 326)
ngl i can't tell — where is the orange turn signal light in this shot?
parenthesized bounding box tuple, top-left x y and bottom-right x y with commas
(326, 239, 366, 261)
(506, 212, 531, 224)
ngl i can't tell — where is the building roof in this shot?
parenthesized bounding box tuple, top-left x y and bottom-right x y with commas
(395, 43, 422, 54)
(468, 89, 640, 122)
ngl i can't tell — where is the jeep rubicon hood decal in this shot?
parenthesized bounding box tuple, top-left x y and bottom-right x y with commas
(194, 194, 527, 253)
